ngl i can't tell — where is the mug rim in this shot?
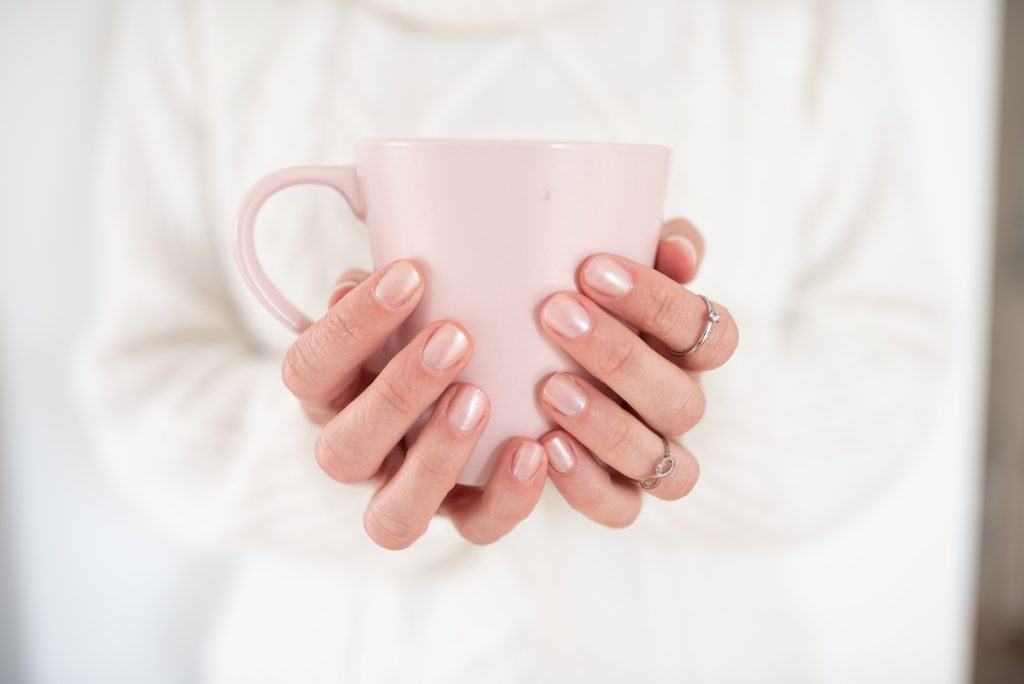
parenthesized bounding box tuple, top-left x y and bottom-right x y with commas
(355, 137, 670, 153)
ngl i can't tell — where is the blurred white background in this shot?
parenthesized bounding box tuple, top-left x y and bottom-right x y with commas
(0, 3, 225, 683)
(0, 1, 1001, 682)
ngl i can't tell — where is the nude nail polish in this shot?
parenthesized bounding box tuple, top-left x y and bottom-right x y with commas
(373, 260, 421, 307)
(542, 374, 587, 416)
(664, 234, 698, 267)
(447, 385, 487, 432)
(512, 442, 544, 481)
(422, 323, 469, 371)
(583, 255, 633, 297)
(541, 294, 591, 338)
(544, 434, 577, 474)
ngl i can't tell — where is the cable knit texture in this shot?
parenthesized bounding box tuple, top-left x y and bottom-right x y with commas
(76, 0, 948, 681)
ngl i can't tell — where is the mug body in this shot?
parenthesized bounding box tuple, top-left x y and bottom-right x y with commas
(354, 139, 670, 485)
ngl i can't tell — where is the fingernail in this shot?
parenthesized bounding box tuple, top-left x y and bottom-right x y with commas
(583, 255, 633, 297)
(665, 234, 698, 267)
(373, 260, 421, 307)
(512, 442, 544, 481)
(544, 434, 577, 474)
(541, 294, 591, 338)
(447, 385, 487, 432)
(422, 323, 469, 371)
(542, 374, 587, 416)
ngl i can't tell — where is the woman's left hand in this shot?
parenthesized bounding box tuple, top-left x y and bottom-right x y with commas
(536, 218, 739, 527)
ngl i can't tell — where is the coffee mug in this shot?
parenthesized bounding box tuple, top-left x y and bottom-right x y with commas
(235, 139, 670, 486)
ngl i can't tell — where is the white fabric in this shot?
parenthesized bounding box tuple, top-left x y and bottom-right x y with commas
(77, 0, 949, 681)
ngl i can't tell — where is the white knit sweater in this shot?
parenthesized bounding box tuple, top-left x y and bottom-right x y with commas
(77, 0, 948, 682)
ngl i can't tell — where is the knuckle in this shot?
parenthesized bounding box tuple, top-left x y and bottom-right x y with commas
(319, 308, 366, 349)
(664, 386, 706, 436)
(313, 433, 339, 477)
(281, 343, 316, 400)
(660, 412, 690, 440)
(603, 418, 637, 466)
(459, 523, 501, 546)
(597, 339, 640, 379)
(484, 497, 526, 529)
(602, 500, 641, 529)
(371, 372, 418, 417)
(686, 386, 707, 425)
(283, 336, 353, 406)
(663, 385, 704, 432)
(314, 431, 367, 484)
(645, 283, 685, 333)
(565, 479, 639, 529)
(363, 502, 421, 550)
(569, 480, 606, 514)
(405, 444, 462, 482)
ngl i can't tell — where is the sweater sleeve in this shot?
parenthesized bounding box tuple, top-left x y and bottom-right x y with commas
(74, 2, 459, 568)
(644, 3, 950, 545)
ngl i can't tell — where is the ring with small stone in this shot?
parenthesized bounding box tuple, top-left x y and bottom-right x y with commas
(671, 294, 720, 357)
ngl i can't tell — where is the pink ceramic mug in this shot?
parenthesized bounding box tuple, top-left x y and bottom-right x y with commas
(235, 139, 670, 486)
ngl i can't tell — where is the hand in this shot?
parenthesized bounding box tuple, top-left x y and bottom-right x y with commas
(282, 260, 547, 550)
(535, 219, 739, 526)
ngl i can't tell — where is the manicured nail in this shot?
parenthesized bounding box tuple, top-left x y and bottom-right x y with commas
(422, 323, 469, 371)
(447, 385, 486, 432)
(583, 255, 633, 297)
(544, 434, 577, 474)
(541, 294, 591, 338)
(665, 234, 698, 267)
(542, 373, 587, 416)
(373, 260, 421, 307)
(512, 442, 544, 481)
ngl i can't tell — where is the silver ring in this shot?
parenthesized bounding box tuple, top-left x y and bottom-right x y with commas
(634, 433, 675, 490)
(671, 294, 720, 357)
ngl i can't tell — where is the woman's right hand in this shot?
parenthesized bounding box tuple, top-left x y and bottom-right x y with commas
(282, 259, 548, 550)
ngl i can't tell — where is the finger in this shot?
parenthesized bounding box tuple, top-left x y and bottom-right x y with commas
(541, 430, 641, 527)
(577, 255, 739, 371)
(539, 372, 700, 501)
(539, 292, 705, 436)
(363, 384, 490, 550)
(369, 445, 405, 489)
(444, 438, 548, 545)
(282, 259, 423, 420)
(315, 320, 472, 484)
(327, 268, 371, 308)
(656, 217, 703, 284)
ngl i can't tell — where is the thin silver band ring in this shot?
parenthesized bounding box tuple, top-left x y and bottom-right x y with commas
(634, 433, 675, 490)
(671, 294, 720, 357)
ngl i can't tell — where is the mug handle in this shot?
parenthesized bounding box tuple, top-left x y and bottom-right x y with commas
(234, 166, 365, 333)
